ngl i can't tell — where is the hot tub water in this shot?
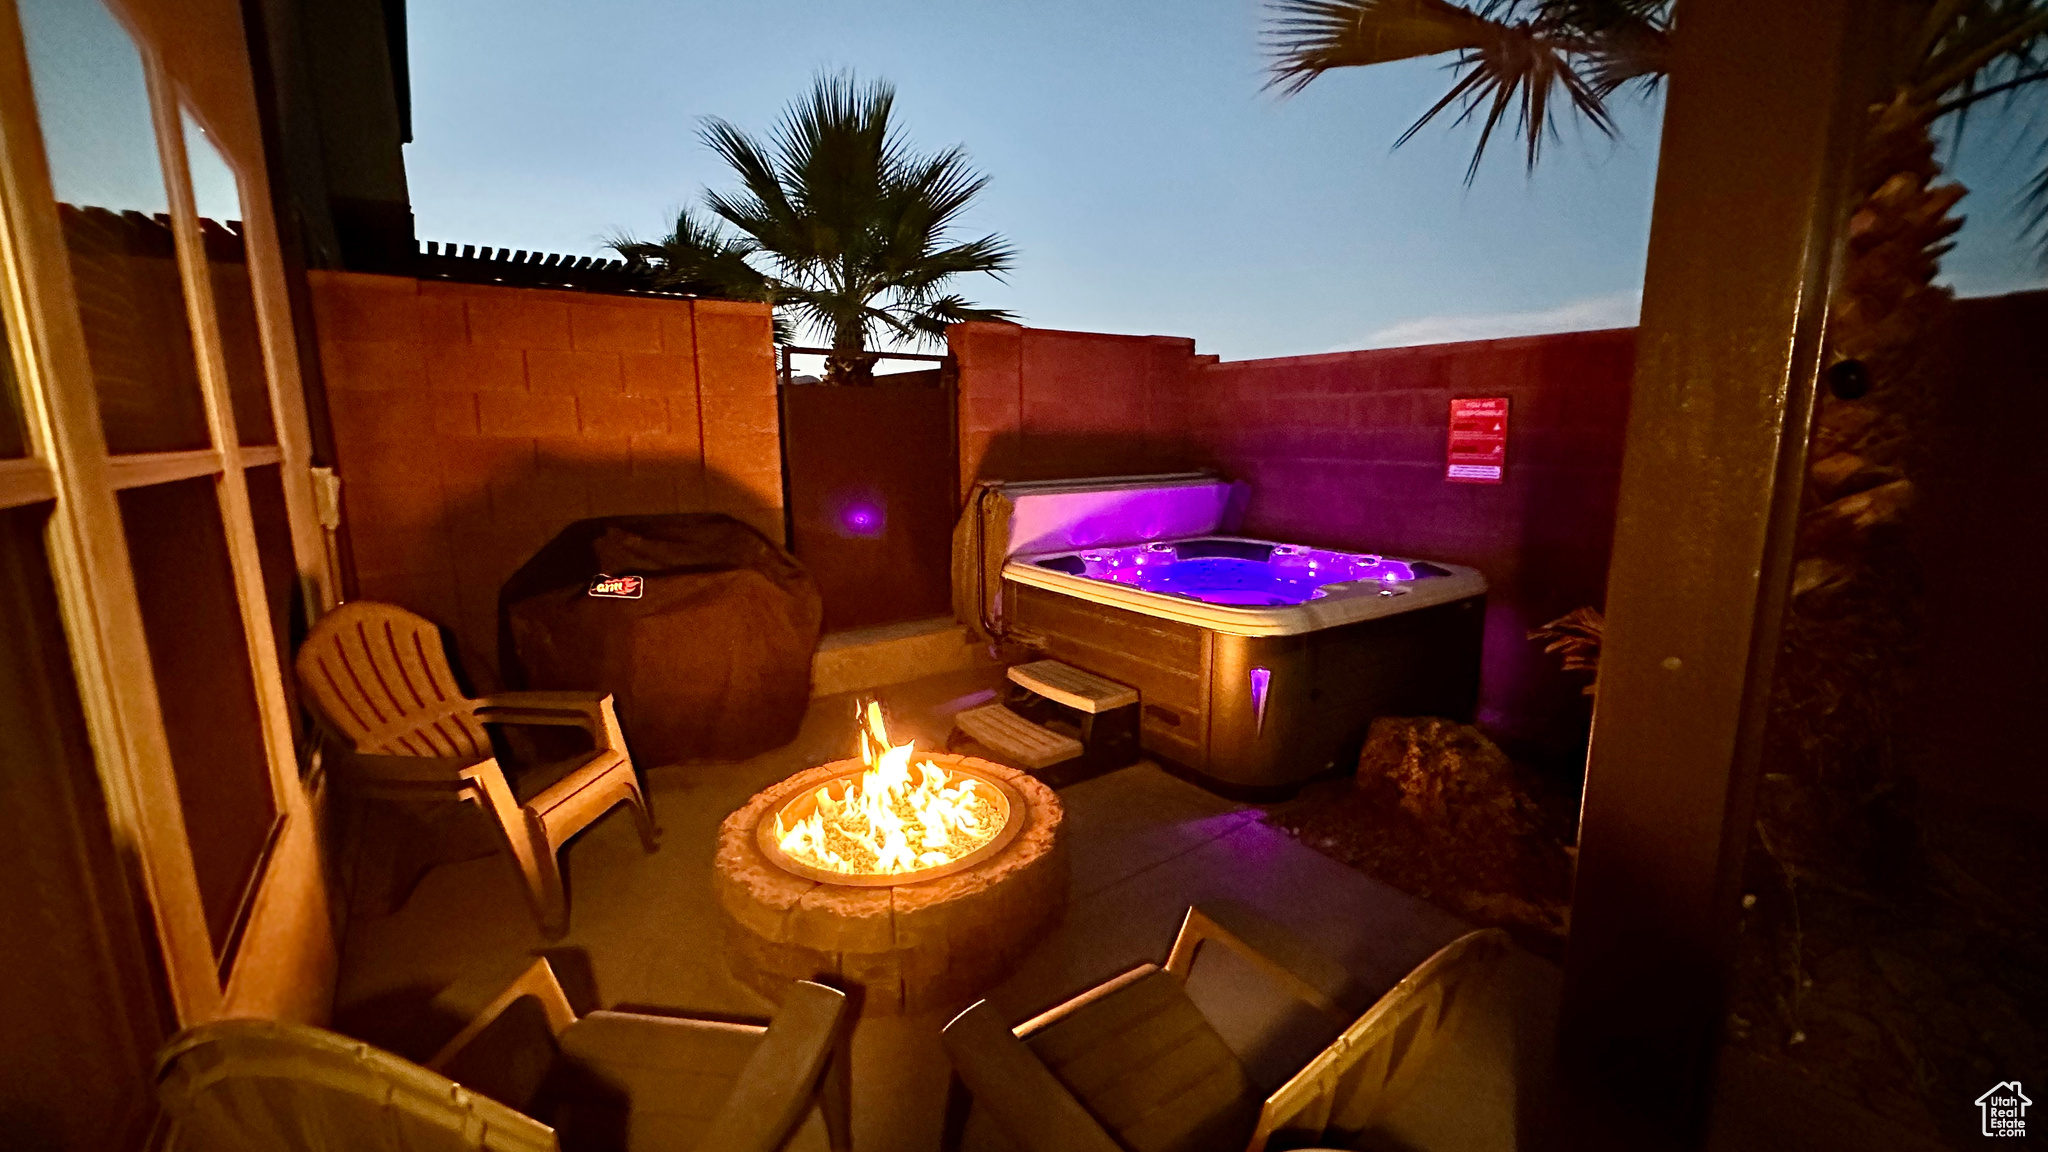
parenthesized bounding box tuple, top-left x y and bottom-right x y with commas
(1036, 538, 1438, 608)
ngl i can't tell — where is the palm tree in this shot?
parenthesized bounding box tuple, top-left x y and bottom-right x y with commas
(614, 74, 1016, 384)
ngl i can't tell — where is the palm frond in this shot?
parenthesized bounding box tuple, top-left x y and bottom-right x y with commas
(1925, 9, 2048, 156)
(1905, 2, 2048, 262)
(770, 285, 841, 330)
(1529, 605, 1605, 695)
(775, 75, 895, 258)
(607, 208, 775, 300)
(898, 294, 1017, 342)
(635, 72, 1012, 354)
(2024, 146, 2048, 260)
(1535, 0, 1666, 30)
(1932, 64, 2048, 116)
(1575, 10, 1671, 94)
(1912, 0, 2048, 105)
(1912, 0, 1987, 67)
(1410, 26, 1619, 180)
(1265, 0, 1514, 93)
(885, 236, 1016, 302)
(1267, 0, 1629, 180)
(699, 119, 804, 249)
(887, 146, 992, 241)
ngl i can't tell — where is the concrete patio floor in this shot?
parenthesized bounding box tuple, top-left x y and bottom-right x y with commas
(330, 662, 1952, 1152)
(331, 664, 1581, 1151)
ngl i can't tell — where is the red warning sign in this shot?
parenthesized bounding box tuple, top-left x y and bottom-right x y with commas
(1447, 396, 1509, 484)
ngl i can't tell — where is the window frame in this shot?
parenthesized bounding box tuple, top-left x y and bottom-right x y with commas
(0, 0, 333, 1023)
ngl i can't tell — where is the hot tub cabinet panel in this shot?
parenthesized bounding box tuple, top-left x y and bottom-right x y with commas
(1207, 598, 1484, 792)
(1009, 581, 1485, 793)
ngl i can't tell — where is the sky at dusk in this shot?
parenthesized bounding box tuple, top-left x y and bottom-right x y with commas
(406, 0, 2048, 362)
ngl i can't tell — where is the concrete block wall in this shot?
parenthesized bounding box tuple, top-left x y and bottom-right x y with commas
(1188, 329, 1636, 761)
(310, 271, 782, 687)
(1901, 290, 2048, 816)
(950, 318, 1634, 765)
(951, 322, 1202, 496)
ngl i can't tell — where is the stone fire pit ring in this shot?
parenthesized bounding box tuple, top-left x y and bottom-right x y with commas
(715, 753, 1067, 1016)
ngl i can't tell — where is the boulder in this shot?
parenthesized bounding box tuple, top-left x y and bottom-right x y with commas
(1358, 715, 1538, 841)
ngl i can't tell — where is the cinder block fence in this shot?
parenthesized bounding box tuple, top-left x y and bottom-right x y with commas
(311, 271, 782, 686)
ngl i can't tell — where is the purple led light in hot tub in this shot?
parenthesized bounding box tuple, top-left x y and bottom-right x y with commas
(1047, 538, 1420, 607)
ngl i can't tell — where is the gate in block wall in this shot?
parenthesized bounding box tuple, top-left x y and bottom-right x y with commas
(777, 347, 959, 632)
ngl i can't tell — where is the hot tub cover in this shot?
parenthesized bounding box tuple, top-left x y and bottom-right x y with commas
(952, 473, 1244, 639)
(501, 514, 822, 764)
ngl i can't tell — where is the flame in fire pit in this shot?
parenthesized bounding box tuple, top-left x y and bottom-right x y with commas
(773, 701, 1005, 877)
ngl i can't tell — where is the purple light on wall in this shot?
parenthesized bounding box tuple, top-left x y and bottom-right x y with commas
(837, 500, 885, 538)
(1249, 666, 1271, 735)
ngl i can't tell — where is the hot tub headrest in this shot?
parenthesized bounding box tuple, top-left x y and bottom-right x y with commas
(951, 473, 1246, 639)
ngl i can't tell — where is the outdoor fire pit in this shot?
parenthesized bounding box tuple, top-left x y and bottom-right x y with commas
(715, 703, 1067, 1015)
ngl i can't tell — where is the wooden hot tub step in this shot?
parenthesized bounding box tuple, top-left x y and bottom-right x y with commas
(954, 702, 1083, 771)
(1007, 659, 1140, 713)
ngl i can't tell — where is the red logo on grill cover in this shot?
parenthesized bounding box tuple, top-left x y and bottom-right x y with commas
(587, 574, 644, 599)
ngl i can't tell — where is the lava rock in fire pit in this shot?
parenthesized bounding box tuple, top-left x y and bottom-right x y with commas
(500, 514, 823, 765)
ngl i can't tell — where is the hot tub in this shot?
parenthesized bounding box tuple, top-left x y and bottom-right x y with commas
(967, 475, 1487, 794)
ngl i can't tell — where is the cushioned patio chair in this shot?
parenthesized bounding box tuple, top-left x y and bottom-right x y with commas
(940, 904, 1509, 1152)
(156, 960, 851, 1152)
(295, 600, 657, 937)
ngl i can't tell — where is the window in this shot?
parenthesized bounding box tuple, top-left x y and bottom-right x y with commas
(0, 0, 329, 1023)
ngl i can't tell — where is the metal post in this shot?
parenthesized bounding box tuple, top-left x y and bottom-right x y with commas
(942, 354, 961, 517)
(1559, 0, 1895, 1140)
(776, 364, 796, 553)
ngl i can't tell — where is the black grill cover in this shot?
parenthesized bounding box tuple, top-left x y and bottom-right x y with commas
(500, 515, 822, 764)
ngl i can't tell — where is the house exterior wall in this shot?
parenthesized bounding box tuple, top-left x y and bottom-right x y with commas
(310, 272, 781, 686)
